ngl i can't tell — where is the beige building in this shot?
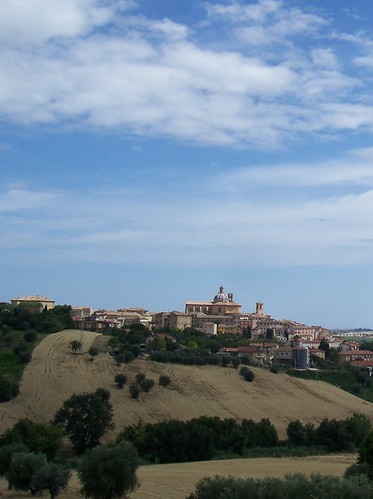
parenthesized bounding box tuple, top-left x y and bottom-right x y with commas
(71, 306, 93, 318)
(11, 295, 55, 311)
(153, 311, 192, 331)
(185, 286, 241, 315)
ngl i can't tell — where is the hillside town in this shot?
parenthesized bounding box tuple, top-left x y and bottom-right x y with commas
(10, 286, 373, 371)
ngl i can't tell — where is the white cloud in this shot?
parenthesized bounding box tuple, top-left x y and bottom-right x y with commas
(0, 0, 131, 46)
(0, 0, 372, 148)
(213, 153, 373, 190)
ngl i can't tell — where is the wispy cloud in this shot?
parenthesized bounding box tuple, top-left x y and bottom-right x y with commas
(3, 154, 373, 268)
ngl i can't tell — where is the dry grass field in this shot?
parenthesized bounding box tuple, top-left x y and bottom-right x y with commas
(0, 330, 370, 497)
(1, 330, 373, 439)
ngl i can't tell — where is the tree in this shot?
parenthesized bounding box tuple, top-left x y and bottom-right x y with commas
(6, 451, 47, 495)
(53, 388, 114, 454)
(358, 430, 373, 469)
(31, 462, 71, 499)
(135, 372, 146, 384)
(68, 340, 82, 355)
(88, 346, 99, 361)
(318, 338, 330, 359)
(240, 367, 255, 382)
(0, 376, 18, 402)
(140, 378, 155, 393)
(159, 374, 171, 387)
(0, 444, 29, 477)
(114, 373, 127, 389)
(24, 329, 37, 342)
(286, 420, 306, 446)
(0, 419, 63, 459)
(78, 441, 139, 499)
(129, 384, 140, 399)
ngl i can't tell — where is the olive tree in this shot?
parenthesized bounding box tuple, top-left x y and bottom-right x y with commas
(78, 441, 139, 499)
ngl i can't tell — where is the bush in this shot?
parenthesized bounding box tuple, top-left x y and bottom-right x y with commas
(114, 373, 127, 389)
(0, 444, 29, 476)
(129, 384, 140, 399)
(140, 378, 155, 393)
(88, 346, 99, 360)
(78, 441, 139, 499)
(24, 330, 37, 343)
(31, 462, 71, 499)
(135, 372, 146, 384)
(0, 377, 19, 402)
(242, 369, 255, 382)
(353, 383, 362, 394)
(188, 473, 373, 499)
(270, 364, 279, 374)
(6, 451, 47, 495)
(159, 375, 171, 387)
(0, 419, 63, 459)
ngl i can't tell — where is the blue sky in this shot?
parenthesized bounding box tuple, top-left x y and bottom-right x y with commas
(2, 0, 373, 329)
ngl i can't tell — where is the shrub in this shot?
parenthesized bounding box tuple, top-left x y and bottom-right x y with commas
(114, 373, 127, 389)
(242, 369, 255, 382)
(270, 364, 279, 374)
(159, 375, 171, 387)
(24, 330, 37, 343)
(0, 444, 29, 476)
(140, 378, 155, 393)
(0, 377, 19, 402)
(129, 384, 140, 400)
(188, 473, 373, 499)
(88, 346, 99, 360)
(135, 372, 146, 384)
(6, 451, 47, 495)
(0, 419, 63, 459)
(353, 383, 362, 394)
(31, 462, 71, 499)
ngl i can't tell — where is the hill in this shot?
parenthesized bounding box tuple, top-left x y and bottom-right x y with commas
(1, 330, 373, 439)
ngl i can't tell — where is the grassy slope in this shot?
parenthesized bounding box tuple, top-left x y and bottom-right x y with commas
(1, 331, 373, 440)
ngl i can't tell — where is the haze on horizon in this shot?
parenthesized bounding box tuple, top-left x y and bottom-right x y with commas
(2, 0, 373, 330)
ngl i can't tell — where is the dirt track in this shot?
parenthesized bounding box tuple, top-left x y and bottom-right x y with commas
(1, 330, 373, 439)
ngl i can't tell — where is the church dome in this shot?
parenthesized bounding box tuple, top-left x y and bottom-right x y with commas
(213, 286, 229, 303)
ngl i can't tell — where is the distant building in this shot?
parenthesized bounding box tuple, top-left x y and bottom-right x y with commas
(11, 295, 55, 311)
(75, 307, 152, 331)
(153, 311, 192, 331)
(185, 286, 241, 315)
(71, 306, 93, 318)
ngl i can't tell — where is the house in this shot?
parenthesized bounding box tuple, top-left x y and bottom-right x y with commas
(11, 295, 55, 311)
(339, 350, 373, 364)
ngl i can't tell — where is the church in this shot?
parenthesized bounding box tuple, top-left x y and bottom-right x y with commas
(185, 285, 241, 316)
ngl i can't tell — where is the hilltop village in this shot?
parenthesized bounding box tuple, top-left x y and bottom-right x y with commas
(10, 286, 373, 370)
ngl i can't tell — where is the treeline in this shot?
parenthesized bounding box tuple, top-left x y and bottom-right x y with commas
(0, 304, 75, 337)
(287, 414, 370, 452)
(117, 413, 370, 464)
(150, 348, 223, 366)
(188, 474, 373, 499)
(118, 417, 278, 463)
